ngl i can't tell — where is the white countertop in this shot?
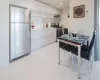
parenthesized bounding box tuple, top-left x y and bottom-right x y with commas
(31, 28, 56, 31)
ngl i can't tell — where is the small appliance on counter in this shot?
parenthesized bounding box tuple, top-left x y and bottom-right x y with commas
(52, 23, 62, 28)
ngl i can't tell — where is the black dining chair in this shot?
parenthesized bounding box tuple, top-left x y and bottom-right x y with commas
(64, 28, 68, 34)
(57, 29, 63, 38)
(71, 31, 95, 79)
(59, 41, 72, 52)
(71, 31, 95, 60)
(58, 41, 72, 68)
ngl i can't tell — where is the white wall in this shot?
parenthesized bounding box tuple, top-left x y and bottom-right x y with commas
(9, 0, 61, 15)
(0, 0, 9, 66)
(69, 0, 94, 39)
(60, 8, 69, 28)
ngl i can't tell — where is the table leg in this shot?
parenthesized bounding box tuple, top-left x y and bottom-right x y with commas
(78, 45, 81, 79)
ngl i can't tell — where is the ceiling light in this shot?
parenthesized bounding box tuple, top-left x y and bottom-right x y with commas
(60, 3, 62, 5)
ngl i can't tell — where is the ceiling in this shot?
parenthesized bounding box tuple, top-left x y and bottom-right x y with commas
(35, 0, 69, 9)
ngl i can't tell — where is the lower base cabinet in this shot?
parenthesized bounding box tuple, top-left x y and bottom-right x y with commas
(31, 28, 56, 52)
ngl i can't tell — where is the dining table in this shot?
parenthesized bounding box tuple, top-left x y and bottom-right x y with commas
(58, 34, 89, 79)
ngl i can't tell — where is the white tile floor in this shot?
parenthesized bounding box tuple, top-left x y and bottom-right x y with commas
(0, 42, 100, 80)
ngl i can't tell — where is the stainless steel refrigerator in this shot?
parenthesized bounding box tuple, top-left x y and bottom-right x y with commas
(9, 5, 31, 61)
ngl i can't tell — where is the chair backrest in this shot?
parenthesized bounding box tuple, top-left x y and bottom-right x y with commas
(89, 31, 96, 54)
(59, 41, 65, 47)
(64, 28, 68, 34)
(57, 29, 63, 37)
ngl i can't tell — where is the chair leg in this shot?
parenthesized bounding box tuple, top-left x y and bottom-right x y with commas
(63, 50, 65, 65)
(58, 48, 60, 65)
(64, 50, 70, 68)
(90, 56, 93, 73)
(64, 50, 66, 56)
(88, 61, 91, 80)
(71, 53, 73, 71)
(66, 51, 71, 68)
(89, 60, 93, 73)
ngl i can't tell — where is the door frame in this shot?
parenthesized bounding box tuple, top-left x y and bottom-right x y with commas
(94, 0, 100, 61)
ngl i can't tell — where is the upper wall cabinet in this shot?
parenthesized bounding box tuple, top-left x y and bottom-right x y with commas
(31, 10, 54, 18)
(31, 11, 43, 17)
(43, 13, 54, 18)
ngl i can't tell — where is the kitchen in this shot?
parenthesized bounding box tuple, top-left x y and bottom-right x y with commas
(9, 0, 68, 61)
(0, 0, 97, 80)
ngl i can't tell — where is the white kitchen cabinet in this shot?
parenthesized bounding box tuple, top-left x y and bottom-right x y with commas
(31, 39, 42, 51)
(31, 28, 56, 51)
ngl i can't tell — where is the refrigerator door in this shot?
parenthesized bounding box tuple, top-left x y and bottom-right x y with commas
(11, 6, 26, 23)
(10, 5, 31, 60)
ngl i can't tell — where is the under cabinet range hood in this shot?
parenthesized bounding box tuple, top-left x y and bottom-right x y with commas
(9, 5, 31, 61)
(54, 14, 60, 18)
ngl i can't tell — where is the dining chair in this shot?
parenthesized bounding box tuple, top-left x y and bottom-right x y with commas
(64, 28, 68, 34)
(57, 29, 63, 38)
(71, 31, 95, 79)
(58, 41, 72, 68)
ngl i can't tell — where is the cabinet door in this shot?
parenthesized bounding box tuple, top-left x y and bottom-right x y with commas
(31, 39, 42, 51)
(31, 30, 44, 39)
